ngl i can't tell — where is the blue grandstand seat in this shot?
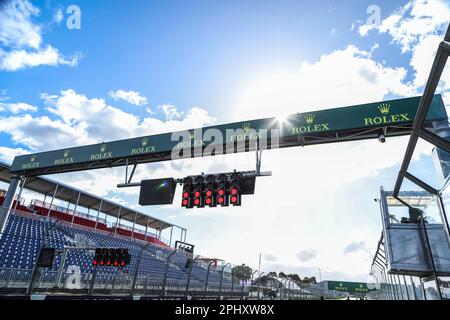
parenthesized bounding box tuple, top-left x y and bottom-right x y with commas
(0, 212, 232, 290)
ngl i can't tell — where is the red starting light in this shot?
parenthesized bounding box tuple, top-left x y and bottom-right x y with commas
(230, 195, 238, 203)
(194, 198, 200, 206)
(113, 261, 118, 266)
(194, 191, 200, 197)
(206, 190, 212, 197)
(217, 196, 224, 204)
(182, 199, 188, 206)
(182, 192, 189, 198)
(205, 198, 212, 205)
(230, 188, 238, 195)
(121, 261, 125, 267)
(106, 260, 111, 266)
(99, 260, 104, 266)
(92, 260, 97, 266)
(218, 189, 225, 196)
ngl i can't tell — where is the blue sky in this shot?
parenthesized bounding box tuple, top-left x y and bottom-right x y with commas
(1, 0, 450, 281)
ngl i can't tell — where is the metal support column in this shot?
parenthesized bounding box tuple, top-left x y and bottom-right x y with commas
(185, 257, 198, 299)
(396, 274, 405, 300)
(219, 263, 230, 299)
(55, 248, 69, 288)
(70, 191, 81, 226)
(203, 261, 214, 299)
(144, 218, 149, 241)
(437, 194, 450, 249)
(419, 216, 443, 299)
(130, 242, 151, 296)
(0, 176, 21, 235)
(402, 275, 410, 300)
(169, 226, 173, 247)
(47, 183, 59, 217)
(94, 199, 103, 230)
(162, 250, 177, 297)
(131, 212, 137, 239)
(114, 207, 122, 234)
(13, 177, 26, 211)
(410, 276, 418, 300)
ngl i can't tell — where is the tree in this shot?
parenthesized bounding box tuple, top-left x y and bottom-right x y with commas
(302, 276, 317, 284)
(232, 264, 252, 281)
(279, 272, 287, 278)
(288, 274, 301, 283)
(268, 272, 277, 277)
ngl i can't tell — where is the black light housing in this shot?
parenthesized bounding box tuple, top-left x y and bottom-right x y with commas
(229, 171, 241, 206)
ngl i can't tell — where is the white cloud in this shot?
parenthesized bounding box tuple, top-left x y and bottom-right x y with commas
(0, 0, 41, 49)
(358, 0, 450, 99)
(0, 0, 81, 71)
(365, 0, 450, 53)
(158, 103, 182, 120)
(343, 241, 368, 255)
(263, 254, 278, 263)
(358, 23, 377, 37)
(108, 90, 148, 106)
(0, 146, 30, 163)
(0, 101, 37, 114)
(296, 250, 317, 262)
(233, 45, 413, 121)
(0, 89, 215, 197)
(0, 46, 81, 71)
(53, 7, 63, 24)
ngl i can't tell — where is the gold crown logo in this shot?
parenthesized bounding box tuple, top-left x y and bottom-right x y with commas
(30, 155, 36, 162)
(378, 103, 390, 115)
(100, 143, 107, 152)
(63, 150, 69, 158)
(304, 113, 315, 124)
(141, 137, 149, 146)
(242, 122, 252, 133)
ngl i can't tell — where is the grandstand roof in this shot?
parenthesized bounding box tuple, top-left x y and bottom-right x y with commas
(0, 161, 176, 230)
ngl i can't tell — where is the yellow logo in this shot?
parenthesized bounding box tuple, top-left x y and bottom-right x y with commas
(91, 143, 112, 160)
(242, 122, 252, 133)
(141, 137, 149, 146)
(378, 103, 390, 115)
(22, 155, 40, 169)
(304, 113, 315, 124)
(364, 103, 409, 126)
(55, 150, 74, 165)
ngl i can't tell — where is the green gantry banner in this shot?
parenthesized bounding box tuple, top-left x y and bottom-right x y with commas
(10, 95, 447, 175)
(327, 281, 375, 293)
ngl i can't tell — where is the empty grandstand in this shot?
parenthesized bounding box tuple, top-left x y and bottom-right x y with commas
(0, 161, 316, 299)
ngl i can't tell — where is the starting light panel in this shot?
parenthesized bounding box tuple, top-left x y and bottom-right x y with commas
(181, 171, 253, 209)
(92, 248, 131, 267)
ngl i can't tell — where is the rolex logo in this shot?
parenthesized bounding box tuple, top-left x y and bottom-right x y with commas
(100, 143, 107, 152)
(63, 150, 70, 158)
(378, 103, 390, 115)
(141, 137, 149, 146)
(30, 155, 36, 162)
(242, 122, 252, 133)
(304, 113, 315, 124)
